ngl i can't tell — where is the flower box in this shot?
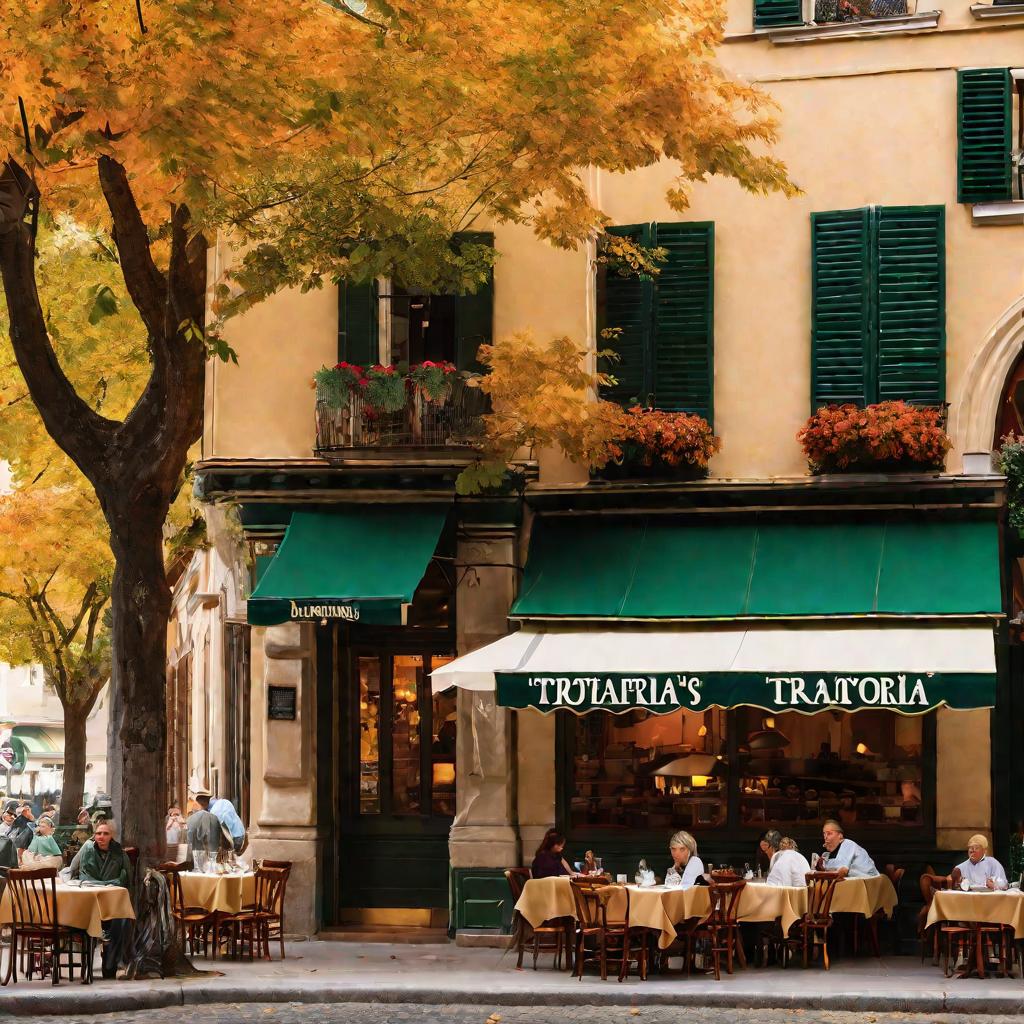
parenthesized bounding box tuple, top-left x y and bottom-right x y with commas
(597, 407, 720, 481)
(798, 401, 950, 475)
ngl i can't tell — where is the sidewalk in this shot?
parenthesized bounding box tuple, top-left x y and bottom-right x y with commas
(3, 941, 1024, 1017)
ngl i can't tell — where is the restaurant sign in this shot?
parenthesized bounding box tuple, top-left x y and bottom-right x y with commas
(494, 671, 995, 715)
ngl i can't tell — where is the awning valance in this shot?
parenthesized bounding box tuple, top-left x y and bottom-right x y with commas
(430, 626, 997, 714)
(247, 504, 448, 627)
(511, 517, 1002, 621)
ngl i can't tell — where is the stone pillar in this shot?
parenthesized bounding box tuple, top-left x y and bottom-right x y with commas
(449, 520, 519, 872)
(248, 621, 321, 936)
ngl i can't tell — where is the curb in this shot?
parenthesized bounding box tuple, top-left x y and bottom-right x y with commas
(3, 982, 1024, 1016)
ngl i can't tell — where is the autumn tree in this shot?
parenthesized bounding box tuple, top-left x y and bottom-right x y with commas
(0, 0, 794, 857)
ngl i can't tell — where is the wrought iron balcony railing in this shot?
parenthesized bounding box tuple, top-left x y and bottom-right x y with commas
(314, 373, 488, 455)
(813, 0, 907, 20)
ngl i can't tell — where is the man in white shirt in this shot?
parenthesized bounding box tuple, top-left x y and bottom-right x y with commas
(768, 836, 812, 887)
(816, 819, 879, 878)
(954, 834, 1008, 890)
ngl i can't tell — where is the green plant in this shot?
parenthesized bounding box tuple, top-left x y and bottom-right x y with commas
(596, 233, 669, 281)
(997, 435, 1024, 536)
(363, 364, 408, 413)
(409, 360, 457, 402)
(314, 362, 365, 408)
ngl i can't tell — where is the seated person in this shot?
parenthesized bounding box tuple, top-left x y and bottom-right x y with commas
(23, 815, 63, 869)
(666, 830, 704, 888)
(767, 834, 812, 887)
(531, 829, 574, 879)
(78, 820, 131, 979)
(816, 818, 879, 878)
(954, 834, 1008, 890)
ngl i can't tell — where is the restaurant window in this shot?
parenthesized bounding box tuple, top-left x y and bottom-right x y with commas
(736, 708, 924, 829)
(568, 708, 728, 831)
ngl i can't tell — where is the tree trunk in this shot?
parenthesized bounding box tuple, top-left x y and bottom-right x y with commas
(61, 702, 89, 822)
(105, 509, 172, 861)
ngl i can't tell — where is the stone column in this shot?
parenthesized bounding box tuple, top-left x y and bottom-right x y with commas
(248, 621, 321, 935)
(449, 520, 520, 871)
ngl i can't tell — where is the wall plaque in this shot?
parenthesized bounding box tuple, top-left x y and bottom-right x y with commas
(268, 685, 298, 721)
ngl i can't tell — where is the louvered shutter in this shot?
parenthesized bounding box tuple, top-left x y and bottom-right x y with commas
(651, 222, 714, 423)
(599, 223, 653, 408)
(337, 279, 379, 366)
(810, 209, 872, 409)
(957, 68, 1012, 204)
(452, 231, 494, 372)
(754, 0, 803, 27)
(874, 206, 945, 405)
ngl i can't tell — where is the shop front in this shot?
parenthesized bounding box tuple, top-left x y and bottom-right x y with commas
(435, 511, 1003, 885)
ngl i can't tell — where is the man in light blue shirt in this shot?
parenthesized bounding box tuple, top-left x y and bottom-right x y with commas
(817, 819, 879, 878)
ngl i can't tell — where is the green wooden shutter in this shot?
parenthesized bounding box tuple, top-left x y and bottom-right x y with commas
(874, 205, 945, 405)
(452, 231, 494, 372)
(754, 0, 803, 27)
(957, 68, 1012, 204)
(651, 222, 714, 423)
(337, 279, 379, 366)
(811, 208, 872, 409)
(599, 223, 653, 407)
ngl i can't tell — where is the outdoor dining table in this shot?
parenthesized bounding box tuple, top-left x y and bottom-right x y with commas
(925, 887, 1024, 978)
(178, 870, 255, 914)
(514, 873, 898, 954)
(0, 880, 135, 939)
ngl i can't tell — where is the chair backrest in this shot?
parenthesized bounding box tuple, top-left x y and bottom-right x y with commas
(255, 865, 289, 916)
(805, 871, 840, 922)
(884, 863, 905, 885)
(706, 879, 746, 927)
(919, 871, 951, 910)
(569, 877, 616, 929)
(156, 864, 186, 915)
(7, 867, 59, 930)
(505, 867, 531, 901)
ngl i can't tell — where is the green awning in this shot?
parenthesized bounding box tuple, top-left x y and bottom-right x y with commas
(12, 726, 61, 754)
(511, 516, 1002, 620)
(248, 505, 448, 627)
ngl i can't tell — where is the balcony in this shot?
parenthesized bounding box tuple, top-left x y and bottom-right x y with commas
(314, 371, 487, 463)
(813, 0, 907, 19)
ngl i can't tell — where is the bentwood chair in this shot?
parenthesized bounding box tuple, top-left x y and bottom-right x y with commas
(782, 872, 840, 969)
(2, 868, 91, 986)
(506, 868, 565, 970)
(570, 878, 645, 981)
(678, 880, 746, 980)
(159, 863, 218, 959)
(254, 859, 292, 960)
(224, 866, 289, 961)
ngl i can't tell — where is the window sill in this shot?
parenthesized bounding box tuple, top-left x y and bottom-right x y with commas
(763, 10, 940, 42)
(971, 201, 1024, 225)
(970, 1, 1024, 18)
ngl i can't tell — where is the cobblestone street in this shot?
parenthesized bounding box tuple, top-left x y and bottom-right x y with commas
(44, 1006, 1024, 1024)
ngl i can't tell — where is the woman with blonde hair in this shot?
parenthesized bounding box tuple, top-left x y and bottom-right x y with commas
(666, 830, 704, 888)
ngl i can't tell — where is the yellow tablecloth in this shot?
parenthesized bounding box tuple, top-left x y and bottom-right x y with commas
(515, 877, 808, 950)
(926, 889, 1024, 938)
(830, 874, 898, 920)
(178, 872, 256, 914)
(0, 882, 135, 939)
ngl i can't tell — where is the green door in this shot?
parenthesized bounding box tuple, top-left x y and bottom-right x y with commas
(336, 647, 457, 911)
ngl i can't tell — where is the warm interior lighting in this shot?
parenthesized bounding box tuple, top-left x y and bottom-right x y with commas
(432, 763, 455, 786)
(763, 716, 775, 729)
(691, 775, 710, 788)
(855, 742, 869, 755)
(697, 725, 708, 737)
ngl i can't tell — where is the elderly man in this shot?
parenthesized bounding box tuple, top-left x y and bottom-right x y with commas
(766, 833, 813, 887)
(954, 834, 1008, 890)
(817, 819, 879, 878)
(79, 819, 131, 979)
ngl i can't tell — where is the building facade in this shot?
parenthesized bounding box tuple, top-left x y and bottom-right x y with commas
(182, 0, 1024, 937)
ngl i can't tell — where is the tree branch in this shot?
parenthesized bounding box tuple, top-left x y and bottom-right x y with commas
(97, 156, 167, 339)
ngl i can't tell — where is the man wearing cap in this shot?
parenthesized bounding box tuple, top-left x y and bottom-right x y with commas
(954, 835, 1008, 890)
(186, 787, 222, 860)
(817, 819, 879, 878)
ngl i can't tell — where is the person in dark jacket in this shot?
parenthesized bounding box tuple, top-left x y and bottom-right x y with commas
(79, 820, 131, 979)
(530, 830, 575, 879)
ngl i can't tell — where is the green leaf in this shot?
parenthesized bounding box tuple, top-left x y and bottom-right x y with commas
(87, 284, 118, 325)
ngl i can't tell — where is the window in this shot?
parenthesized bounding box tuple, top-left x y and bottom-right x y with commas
(337, 232, 493, 372)
(810, 205, 945, 410)
(957, 68, 1023, 204)
(736, 708, 924, 829)
(568, 708, 728, 831)
(754, 0, 910, 28)
(562, 707, 931, 837)
(598, 222, 714, 424)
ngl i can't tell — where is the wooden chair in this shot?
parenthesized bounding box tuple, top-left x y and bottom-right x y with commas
(159, 863, 217, 959)
(256, 859, 292, 960)
(782, 871, 840, 969)
(677, 879, 746, 980)
(852, 866, 903, 959)
(2, 868, 91, 986)
(570, 878, 645, 981)
(225, 866, 289, 961)
(505, 868, 565, 971)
